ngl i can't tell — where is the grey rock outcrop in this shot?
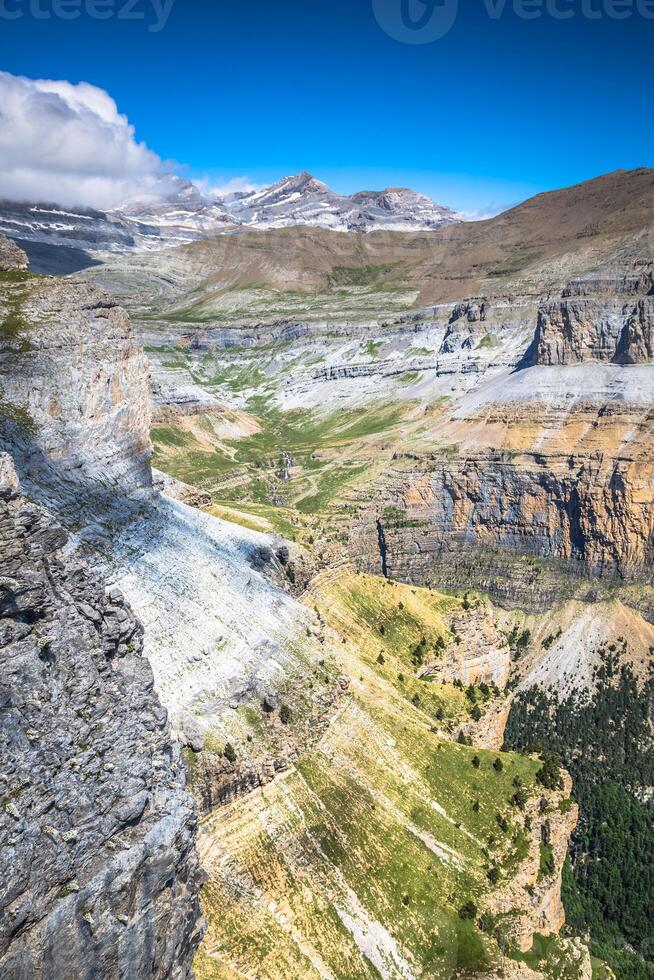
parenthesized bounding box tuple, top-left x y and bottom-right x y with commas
(0, 275, 152, 492)
(0, 234, 28, 273)
(440, 300, 490, 353)
(0, 453, 204, 977)
(614, 297, 654, 363)
(530, 270, 654, 366)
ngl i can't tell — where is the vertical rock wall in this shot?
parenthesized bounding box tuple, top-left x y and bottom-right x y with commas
(0, 453, 205, 977)
(0, 269, 152, 492)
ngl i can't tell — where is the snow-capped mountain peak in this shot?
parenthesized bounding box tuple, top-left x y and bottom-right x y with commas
(224, 172, 458, 233)
(0, 172, 459, 256)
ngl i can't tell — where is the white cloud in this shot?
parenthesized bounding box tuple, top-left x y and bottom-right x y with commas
(457, 203, 513, 222)
(196, 176, 262, 201)
(0, 71, 177, 209)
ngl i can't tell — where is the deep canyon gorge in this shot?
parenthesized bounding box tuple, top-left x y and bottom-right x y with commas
(2, 167, 654, 979)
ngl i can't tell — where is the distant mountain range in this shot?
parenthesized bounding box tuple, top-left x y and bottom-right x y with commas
(220, 171, 458, 232)
(0, 172, 459, 255)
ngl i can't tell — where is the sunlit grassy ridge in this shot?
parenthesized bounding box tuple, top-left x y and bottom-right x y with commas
(152, 257, 418, 324)
(195, 573, 545, 979)
(313, 572, 475, 722)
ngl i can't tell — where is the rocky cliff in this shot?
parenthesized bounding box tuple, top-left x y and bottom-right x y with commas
(484, 772, 581, 954)
(358, 445, 654, 592)
(530, 269, 654, 366)
(0, 453, 204, 977)
(422, 602, 511, 689)
(330, 263, 654, 600)
(0, 264, 151, 493)
(0, 235, 28, 273)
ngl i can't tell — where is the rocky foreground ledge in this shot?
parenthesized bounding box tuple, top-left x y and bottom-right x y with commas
(0, 453, 204, 977)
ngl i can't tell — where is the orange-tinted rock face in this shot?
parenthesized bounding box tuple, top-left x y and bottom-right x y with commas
(483, 772, 579, 952)
(349, 276, 654, 596)
(353, 440, 654, 600)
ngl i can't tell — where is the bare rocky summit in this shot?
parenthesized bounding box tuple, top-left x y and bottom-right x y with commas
(0, 172, 459, 262)
(223, 171, 458, 232)
(0, 453, 204, 977)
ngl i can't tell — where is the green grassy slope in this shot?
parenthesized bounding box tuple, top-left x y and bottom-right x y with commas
(195, 573, 578, 979)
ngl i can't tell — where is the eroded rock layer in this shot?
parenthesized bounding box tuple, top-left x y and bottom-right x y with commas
(0, 273, 152, 492)
(358, 444, 654, 590)
(0, 454, 204, 978)
(530, 269, 654, 365)
(0, 235, 28, 273)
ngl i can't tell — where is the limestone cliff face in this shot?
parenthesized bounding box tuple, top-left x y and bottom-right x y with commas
(0, 274, 152, 491)
(189, 674, 349, 815)
(458, 699, 512, 751)
(531, 269, 654, 365)
(347, 266, 654, 597)
(484, 772, 579, 953)
(358, 448, 654, 594)
(0, 454, 204, 978)
(616, 296, 654, 363)
(430, 603, 511, 688)
(439, 299, 490, 353)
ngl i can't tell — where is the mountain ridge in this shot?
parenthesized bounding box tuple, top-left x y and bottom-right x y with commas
(0, 170, 459, 258)
(221, 170, 459, 233)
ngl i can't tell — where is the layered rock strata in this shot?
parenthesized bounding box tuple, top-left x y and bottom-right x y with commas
(345, 267, 654, 599)
(421, 604, 511, 688)
(0, 271, 152, 492)
(189, 674, 349, 814)
(0, 454, 204, 978)
(531, 270, 654, 365)
(360, 447, 654, 588)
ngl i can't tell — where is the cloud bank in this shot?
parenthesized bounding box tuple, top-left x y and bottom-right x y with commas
(0, 71, 176, 210)
(198, 176, 262, 201)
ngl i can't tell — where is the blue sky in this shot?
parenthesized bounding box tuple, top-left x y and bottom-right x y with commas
(1, 0, 653, 213)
